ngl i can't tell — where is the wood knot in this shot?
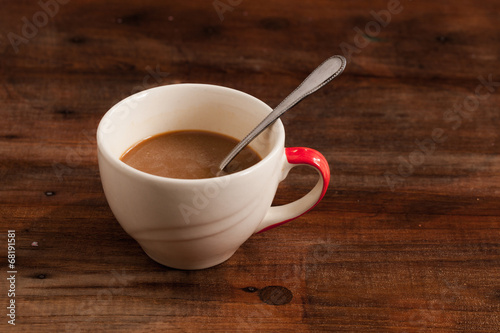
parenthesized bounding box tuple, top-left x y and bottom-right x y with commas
(258, 286, 293, 305)
(260, 17, 290, 30)
(203, 25, 221, 36)
(116, 13, 143, 26)
(436, 35, 451, 44)
(69, 36, 86, 44)
(242, 286, 258, 293)
(2, 134, 20, 140)
(55, 108, 76, 117)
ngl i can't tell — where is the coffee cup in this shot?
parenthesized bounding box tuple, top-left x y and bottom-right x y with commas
(97, 84, 330, 269)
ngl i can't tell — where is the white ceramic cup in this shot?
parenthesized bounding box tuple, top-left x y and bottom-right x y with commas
(97, 84, 330, 270)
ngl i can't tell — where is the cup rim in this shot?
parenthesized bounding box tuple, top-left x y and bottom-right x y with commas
(97, 83, 285, 184)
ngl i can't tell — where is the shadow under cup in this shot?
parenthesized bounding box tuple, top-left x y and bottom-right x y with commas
(97, 84, 285, 269)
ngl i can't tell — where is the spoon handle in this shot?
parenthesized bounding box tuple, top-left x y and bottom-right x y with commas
(219, 55, 347, 171)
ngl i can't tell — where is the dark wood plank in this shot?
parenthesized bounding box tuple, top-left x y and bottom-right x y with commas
(1, 0, 499, 331)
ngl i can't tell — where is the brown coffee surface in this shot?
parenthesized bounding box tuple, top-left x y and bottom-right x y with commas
(120, 130, 262, 179)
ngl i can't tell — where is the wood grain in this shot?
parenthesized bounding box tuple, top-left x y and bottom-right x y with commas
(1, 0, 499, 331)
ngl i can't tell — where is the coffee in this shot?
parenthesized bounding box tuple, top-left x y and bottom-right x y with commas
(120, 130, 262, 179)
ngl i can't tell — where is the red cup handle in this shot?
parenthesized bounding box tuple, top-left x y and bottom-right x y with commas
(256, 147, 330, 233)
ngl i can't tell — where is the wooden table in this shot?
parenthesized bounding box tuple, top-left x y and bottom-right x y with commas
(1, 0, 499, 331)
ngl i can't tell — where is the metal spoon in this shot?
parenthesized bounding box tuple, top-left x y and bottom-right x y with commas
(218, 55, 347, 172)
